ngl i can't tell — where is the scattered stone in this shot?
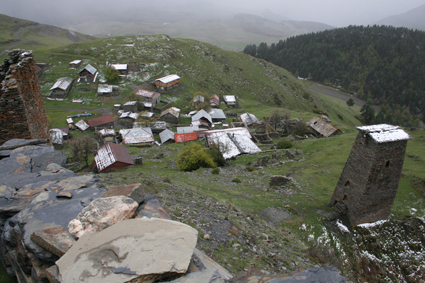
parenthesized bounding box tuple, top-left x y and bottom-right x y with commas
(295, 150, 303, 155)
(269, 176, 292, 186)
(45, 265, 59, 283)
(257, 155, 270, 166)
(136, 197, 171, 220)
(68, 196, 138, 238)
(56, 191, 72, 198)
(101, 183, 145, 204)
(30, 227, 76, 257)
(134, 156, 143, 165)
(204, 234, 211, 240)
(285, 150, 295, 159)
(56, 218, 198, 283)
(0, 185, 14, 198)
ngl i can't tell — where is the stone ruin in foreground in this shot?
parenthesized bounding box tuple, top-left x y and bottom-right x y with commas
(330, 124, 411, 226)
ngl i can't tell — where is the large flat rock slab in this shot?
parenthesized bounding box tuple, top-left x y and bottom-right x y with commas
(101, 183, 145, 204)
(68, 196, 138, 238)
(56, 218, 198, 283)
(30, 227, 76, 257)
(136, 197, 171, 220)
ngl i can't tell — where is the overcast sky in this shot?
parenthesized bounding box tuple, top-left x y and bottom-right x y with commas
(1, 0, 424, 27)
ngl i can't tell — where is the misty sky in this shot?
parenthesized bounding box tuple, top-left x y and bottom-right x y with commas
(1, 0, 424, 27)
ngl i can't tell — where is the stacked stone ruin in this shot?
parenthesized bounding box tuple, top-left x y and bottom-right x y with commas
(0, 50, 49, 145)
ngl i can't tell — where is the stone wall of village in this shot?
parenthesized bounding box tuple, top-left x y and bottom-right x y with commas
(0, 50, 49, 145)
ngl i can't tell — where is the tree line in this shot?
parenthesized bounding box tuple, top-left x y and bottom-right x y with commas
(243, 25, 425, 127)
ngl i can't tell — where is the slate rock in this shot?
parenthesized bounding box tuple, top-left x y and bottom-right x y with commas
(285, 149, 295, 159)
(0, 185, 14, 198)
(55, 174, 99, 191)
(4, 182, 106, 262)
(68, 196, 138, 238)
(136, 197, 171, 220)
(295, 150, 303, 155)
(269, 176, 292, 187)
(101, 183, 145, 204)
(193, 248, 233, 280)
(31, 152, 67, 173)
(30, 227, 76, 257)
(167, 268, 226, 283)
(0, 196, 35, 219)
(56, 218, 198, 283)
(56, 191, 72, 199)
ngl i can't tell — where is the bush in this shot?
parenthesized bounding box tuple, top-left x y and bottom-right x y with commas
(105, 66, 120, 82)
(232, 177, 242, 183)
(177, 143, 216, 172)
(212, 168, 220, 174)
(292, 121, 310, 136)
(208, 144, 226, 167)
(277, 139, 293, 149)
(246, 166, 256, 172)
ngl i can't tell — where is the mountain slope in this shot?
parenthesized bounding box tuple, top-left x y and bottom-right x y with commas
(374, 4, 425, 31)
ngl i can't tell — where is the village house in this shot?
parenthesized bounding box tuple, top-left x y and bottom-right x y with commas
(96, 129, 117, 144)
(69, 60, 82, 69)
(210, 94, 220, 108)
(208, 109, 226, 123)
(111, 64, 128, 76)
(224, 95, 237, 107)
(159, 129, 175, 144)
(160, 107, 180, 124)
(78, 64, 98, 83)
(94, 142, 134, 172)
(307, 116, 341, 138)
(113, 104, 122, 113)
(75, 120, 90, 132)
(330, 124, 411, 226)
(192, 109, 213, 127)
(85, 115, 115, 131)
(240, 112, 262, 126)
(119, 112, 139, 128)
(97, 85, 113, 97)
(50, 77, 74, 98)
(175, 126, 200, 143)
(134, 88, 161, 108)
(123, 101, 138, 113)
(190, 119, 210, 130)
(119, 128, 155, 146)
(49, 129, 64, 148)
(154, 74, 180, 90)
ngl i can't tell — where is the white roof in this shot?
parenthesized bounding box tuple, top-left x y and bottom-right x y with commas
(159, 129, 175, 143)
(94, 144, 116, 172)
(192, 109, 212, 125)
(111, 64, 127, 70)
(124, 101, 137, 106)
(240, 112, 262, 126)
(114, 104, 121, 107)
(224, 95, 236, 103)
(143, 102, 153, 108)
(211, 134, 261, 159)
(50, 77, 73, 91)
(120, 112, 139, 120)
(155, 74, 180, 84)
(356, 124, 411, 143)
(208, 109, 226, 120)
(141, 112, 154, 118)
(98, 129, 116, 136)
(98, 85, 113, 93)
(75, 120, 90, 131)
(119, 128, 154, 144)
(177, 126, 200, 134)
(70, 60, 82, 64)
(80, 64, 97, 75)
(66, 118, 74, 124)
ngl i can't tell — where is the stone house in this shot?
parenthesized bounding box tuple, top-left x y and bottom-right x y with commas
(78, 64, 97, 83)
(119, 128, 155, 145)
(192, 109, 212, 127)
(154, 74, 180, 90)
(330, 124, 411, 226)
(50, 77, 74, 98)
(134, 88, 161, 108)
(85, 115, 115, 131)
(224, 95, 236, 107)
(97, 85, 113, 97)
(239, 112, 261, 126)
(210, 94, 220, 108)
(123, 101, 138, 113)
(119, 112, 139, 128)
(307, 117, 341, 137)
(160, 107, 180, 124)
(69, 60, 82, 69)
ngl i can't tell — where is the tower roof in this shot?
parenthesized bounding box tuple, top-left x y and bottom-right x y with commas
(356, 124, 411, 143)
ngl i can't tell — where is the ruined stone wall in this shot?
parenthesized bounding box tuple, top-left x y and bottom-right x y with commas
(0, 50, 49, 145)
(330, 132, 408, 226)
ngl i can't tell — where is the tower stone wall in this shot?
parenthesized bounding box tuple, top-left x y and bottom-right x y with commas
(0, 50, 49, 145)
(330, 125, 410, 226)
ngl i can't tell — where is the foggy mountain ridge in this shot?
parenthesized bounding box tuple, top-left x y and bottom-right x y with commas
(373, 4, 425, 31)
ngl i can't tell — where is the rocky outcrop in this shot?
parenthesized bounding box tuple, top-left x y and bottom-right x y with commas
(68, 196, 138, 238)
(57, 218, 198, 283)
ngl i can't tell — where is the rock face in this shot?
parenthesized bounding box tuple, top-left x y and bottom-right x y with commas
(136, 197, 171, 220)
(68, 196, 138, 238)
(56, 218, 198, 283)
(101, 183, 145, 204)
(30, 227, 76, 257)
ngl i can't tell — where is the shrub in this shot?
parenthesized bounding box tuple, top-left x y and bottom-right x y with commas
(232, 177, 242, 183)
(277, 139, 293, 149)
(68, 136, 96, 166)
(177, 143, 216, 172)
(292, 121, 310, 136)
(105, 66, 120, 82)
(246, 166, 256, 172)
(208, 144, 226, 167)
(212, 168, 220, 174)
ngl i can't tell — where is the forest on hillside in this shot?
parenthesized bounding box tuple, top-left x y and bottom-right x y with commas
(243, 25, 425, 126)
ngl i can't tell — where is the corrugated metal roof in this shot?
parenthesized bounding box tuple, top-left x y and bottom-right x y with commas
(98, 84, 113, 93)
(111, 64, 127, 70)
(204, 127, 252, 147)
(161, 107, 180, 118)
(159, 129, 175, 143)
(211, 133, 261, 159)
(119, 128, 154, 144)
(75, 120, 90, 131)
(240, 113, 261, 126)
(98, 129, 116, 136)
(307, 117, 339, 138)
(175, 132, 198, 143)
(49, 129, 63, 145)
(143, 102, 152, 108)
(80, 64, 97, 75)
(120, 112, 138, 119)
(86, 115, 114, 128)
(70, 60, 82, 65)
(177, 126, 200, 134)
(50, 77, 74, 91)
(155, 74, 180, 84)
(210, 95, 220, 106)
(140, 112, 154, 118)
(356, 124, 411, 143)
(134, 88, 159, 99)
(94, 143, 134, 172)
(191, 120, 210, 128)
(124, 101, 137, 106)
(208, 109, 226, 120)
(192, 109, 212, 125)
(66, 118, 74, 124)
(224, 95, 236, 103)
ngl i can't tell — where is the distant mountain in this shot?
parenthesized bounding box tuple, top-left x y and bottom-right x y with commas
(374, 4, 425, 31)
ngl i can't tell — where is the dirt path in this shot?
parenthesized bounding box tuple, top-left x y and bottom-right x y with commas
(310, 84, 380, 111)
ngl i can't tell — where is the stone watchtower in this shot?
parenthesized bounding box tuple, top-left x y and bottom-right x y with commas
(0, 50, 49, 145)
(330, 124, 411, 226)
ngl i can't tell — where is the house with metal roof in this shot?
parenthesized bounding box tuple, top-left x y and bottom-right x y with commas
(111, 64, 128, 75)
(119, 112, 139, 128)
(97, 85, 113, 97)
(85, 115, 115, 130)
(123, 101, 138, 113)
(78, 64, 98, 83)
(94, 143, 134, 172)
(192, 109, 212, 126)
(204, 127, 252, 148)
(49, 129, 64, 147)
(240, 113, 262, 126)
(119, 128, 155, 145)
(50, 77, 74, 98)
(154, 74, 180, 90)
(210, 94, 220, 108)
(224, 95, 236, 106)
(307, 117, 341, 138)
(69, 60, 82, 69)
(160, 107, 180, 124)
(75, 120, 90, 132)
(134, 88, 161, 107)
(159, 129, 175, 144)
(208, 109, 226, 123)
(210, 133, 261, 159)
